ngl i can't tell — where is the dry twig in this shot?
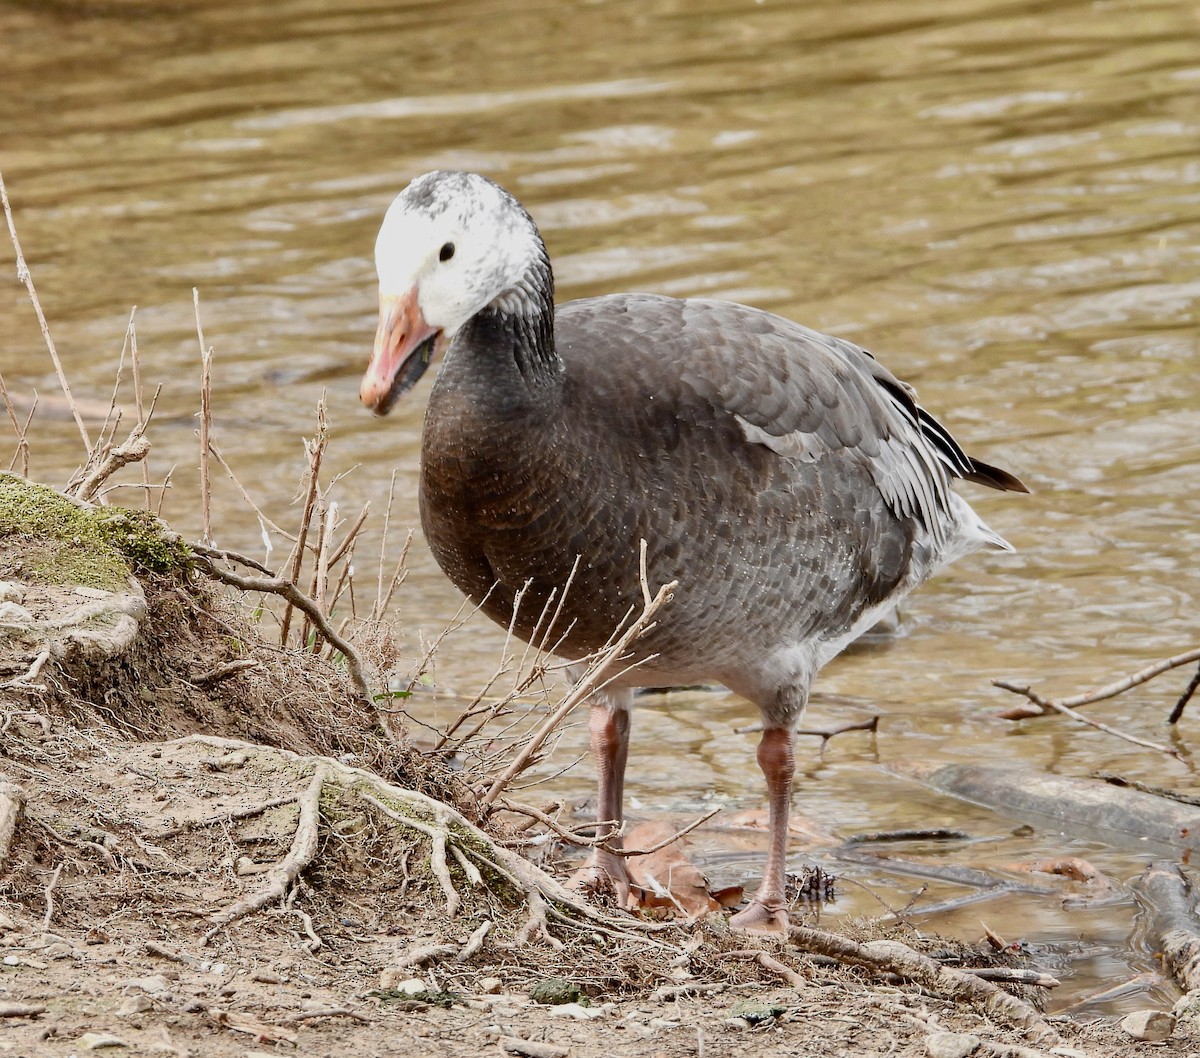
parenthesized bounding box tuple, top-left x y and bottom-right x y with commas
(480, 575, 676, 809)
(41, 863, 63, 931)
(0, 170, 91, 453)
(993, 677, 1181, 758)
(190, 545, 373, 709)
(996, 646, 1200, 722)
(787, 926, 1058, 1043)
(194, 288, 214, 545)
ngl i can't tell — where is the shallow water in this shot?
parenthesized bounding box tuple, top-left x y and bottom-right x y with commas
(3, 0, 1200, 1011)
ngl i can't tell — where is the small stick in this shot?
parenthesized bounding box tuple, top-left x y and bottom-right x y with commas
(0, 372, 31, 476)
(204, 765, 328, 943)
(150, 794, 297, 839)
(1169, 662, 1200, 725)
(73, 429, 151, 502)
(193, 289, 214, 545)
(280, 400, 328, 646)
(328, 502, 369, 569)
(189, 658, 261, 687)
(788, 926, 1058, 1043)
(191, 547, 373, 708)
(0, 1002, 47, 1019)
(996, 646, 1200, 718)
(959, 966, 1060, 988)
(480, 575, 677, 808)
(719, 948, 807, 989)
(283, 1007, 371, 1024)
(126, 307, 152, 510)
(498, 1036, 568, 1058)
(394, 942, 457, 968)
(0, 171, 90, 453)
(208, 441, 296, 542)
(736, 716, 879, 740)
(993, 679, 1180, 758)
(603, 808, 721, 858)
(41, 863, 63, 931)
(144, 941, 202, 966)
(457, 919, 492, 962)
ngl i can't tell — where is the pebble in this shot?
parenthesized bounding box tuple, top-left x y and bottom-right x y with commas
(479, 976, 503, 994)
(1119, 1009, 1175, 1042)
(925, 1032, 982, 1058)
(77, 1032, 128, 1050)
(1173, 989, 1200, 1018)
(722, 1017, 752, 1031)
(377, 971, 427, 994)
(730, 998, 787, 1025)
(547, 1002, 609, 1020)
(120, 974, 172, 995)
(115, 995, 152, 1018)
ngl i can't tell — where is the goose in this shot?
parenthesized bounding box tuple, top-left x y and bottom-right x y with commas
(360, 170, 1027, 932)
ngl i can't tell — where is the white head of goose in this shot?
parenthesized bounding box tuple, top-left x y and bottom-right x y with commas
(362, 169, 1028, 932)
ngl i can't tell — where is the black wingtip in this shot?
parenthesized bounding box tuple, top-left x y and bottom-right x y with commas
(964, 458, 1031, 494)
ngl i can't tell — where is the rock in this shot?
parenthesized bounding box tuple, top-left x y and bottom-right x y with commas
(115, 995, 152, 1017)
(1173, 989, 1200, 1019)
(730, 998, 788, 1025)
(723, 1017, 752, 1031)
(77, 1032, 128, 1050)
(120, 974, 172, 995)
(378, 970, 427, 993)
(479, 976, 503, 994)
(1120, 1009, 1175, 1042)
(926, 1032, 981, 1058)
(529, 978, 586, 1006)
(547, 1002, 607, 1020)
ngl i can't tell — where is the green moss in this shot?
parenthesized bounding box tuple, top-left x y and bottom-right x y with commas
(93, 507, 192, 575)
(0, 473, 191, 588)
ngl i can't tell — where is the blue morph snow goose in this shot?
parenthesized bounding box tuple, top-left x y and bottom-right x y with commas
(360, 170, 1026, 932)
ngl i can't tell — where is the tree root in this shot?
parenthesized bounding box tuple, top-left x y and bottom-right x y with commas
(0, 781, 27, 869)
(788, 926, 1059, 1045)
(172, 734, 1065, 1040)
(204, 763, 328, 944)
(176, 735, 675, 954)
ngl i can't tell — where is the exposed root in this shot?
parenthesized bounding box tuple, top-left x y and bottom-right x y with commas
(175, 735, 675, 955)
(0, 781, 27, 868)
(204, 763, 328, 944)
(788, 926, 1059, 1044)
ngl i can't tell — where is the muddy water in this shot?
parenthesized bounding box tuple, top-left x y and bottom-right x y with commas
(3, 0, 1200, 1010)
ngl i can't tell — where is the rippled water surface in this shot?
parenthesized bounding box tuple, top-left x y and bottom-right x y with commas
(3, 0, 1200, 1010)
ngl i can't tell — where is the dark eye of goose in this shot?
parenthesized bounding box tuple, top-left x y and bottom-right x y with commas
(439, 242, 455, 262)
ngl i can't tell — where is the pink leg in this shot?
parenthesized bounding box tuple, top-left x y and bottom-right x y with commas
(729, 726, 795, 932)
(570, 696, 633, 904)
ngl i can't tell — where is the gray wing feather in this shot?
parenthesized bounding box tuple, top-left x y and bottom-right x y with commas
(560, 294, 958, 541)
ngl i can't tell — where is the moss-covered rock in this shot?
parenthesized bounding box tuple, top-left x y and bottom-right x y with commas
(0, 472, 190, 588)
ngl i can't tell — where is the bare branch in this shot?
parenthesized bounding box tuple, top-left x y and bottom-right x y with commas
(191, 545, 373, 709)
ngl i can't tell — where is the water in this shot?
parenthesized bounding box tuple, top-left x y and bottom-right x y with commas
(3, 0, 1199, 1010)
